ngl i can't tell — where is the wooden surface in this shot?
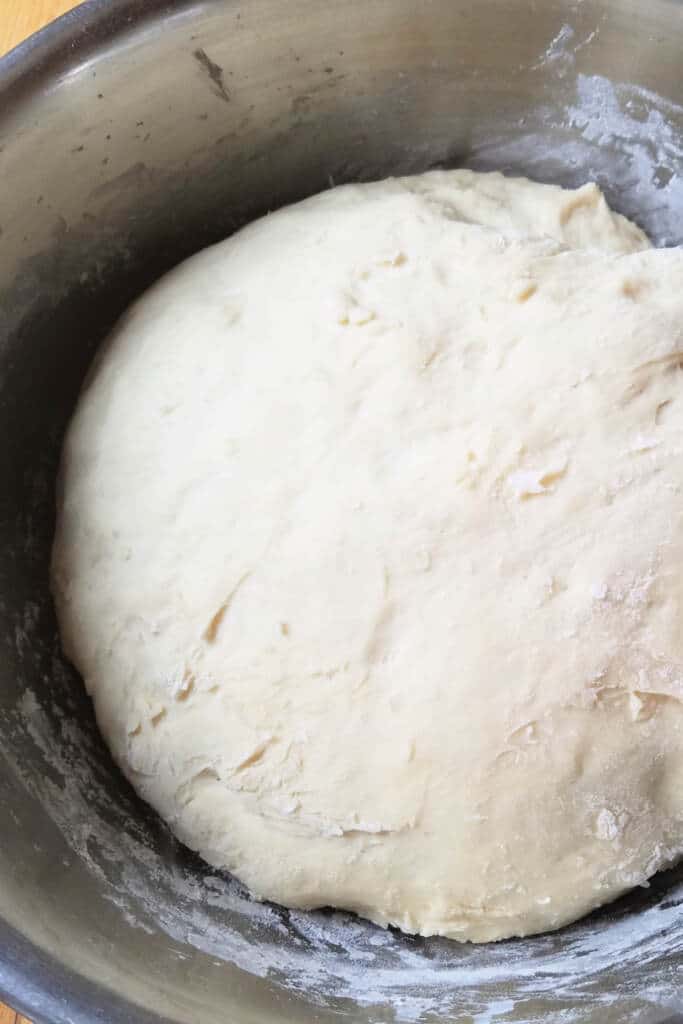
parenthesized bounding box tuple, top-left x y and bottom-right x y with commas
(0, 1006, 32, 1024)
(1, 0, 77, 55)
(2, 2, 83, 1019)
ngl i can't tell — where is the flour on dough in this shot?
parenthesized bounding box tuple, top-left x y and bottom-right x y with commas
(52, 170, 683, 942)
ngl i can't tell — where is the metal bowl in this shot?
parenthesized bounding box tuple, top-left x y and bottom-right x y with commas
(1, 2, 683, 1021)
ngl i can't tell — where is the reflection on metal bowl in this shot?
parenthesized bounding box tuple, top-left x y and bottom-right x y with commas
(1, 1, 682, 1022)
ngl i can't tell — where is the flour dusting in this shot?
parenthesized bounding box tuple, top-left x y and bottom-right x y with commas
(7, 447, 683, 1021)
(469, 26, 683, 248)
(4, 17, 683, 1022)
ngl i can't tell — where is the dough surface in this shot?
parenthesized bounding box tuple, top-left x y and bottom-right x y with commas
(52, 170, 683, 942)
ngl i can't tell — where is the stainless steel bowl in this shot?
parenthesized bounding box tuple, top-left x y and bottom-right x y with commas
(2, 2, 683, 1022)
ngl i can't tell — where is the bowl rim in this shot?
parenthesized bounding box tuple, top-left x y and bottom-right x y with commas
(0, 912, 168, 1024)
(1, 0, 187, 105)
(4, 2, 683, 1022)
(0, 5, 203, 1020)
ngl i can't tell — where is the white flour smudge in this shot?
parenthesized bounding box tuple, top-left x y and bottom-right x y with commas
(5, 18, 683, 1022)
(8, 611, 683, 1023)
(469, 26, 683, 248)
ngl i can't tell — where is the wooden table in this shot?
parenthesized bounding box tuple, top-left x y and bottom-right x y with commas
(0, 1006, 32, 1024)
(1, 0, 77, 56)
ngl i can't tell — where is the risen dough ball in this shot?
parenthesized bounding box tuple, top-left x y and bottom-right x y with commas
(52, 171, 683, 942)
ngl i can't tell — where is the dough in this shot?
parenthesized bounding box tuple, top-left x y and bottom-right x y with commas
(52, 170, 683, 942)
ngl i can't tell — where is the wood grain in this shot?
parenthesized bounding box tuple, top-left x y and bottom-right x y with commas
(2, 2, 81, 1018)
(1, 0, 78, 56)
(0, 1002, 31, 1024)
